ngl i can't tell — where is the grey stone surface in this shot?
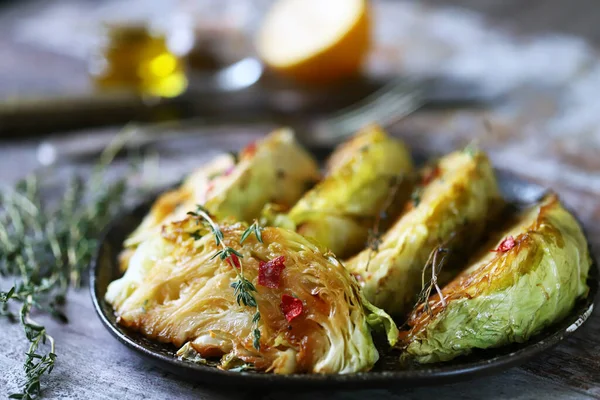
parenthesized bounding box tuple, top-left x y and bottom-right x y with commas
(2, 0, 600, 399)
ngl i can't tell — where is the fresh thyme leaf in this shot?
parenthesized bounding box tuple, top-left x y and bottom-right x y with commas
(192, 207, 224, 246)
(217, 247, 244, 262)
(253, 328, 261, 350)
(228, 248, 244, 258)
(210, 250, 224, 260)
(195, 204, 210, 214)
(1, 287, 15, 302)
(240, 221, 263, 244)
(254, 226, 263, 243)
(252, 311, 261, 324)
(230, 278, 257, 307)
(227, 151, 239, 165)
(239, 228, 252, 244)
(190, 230, 203, 240)
(212, 227, 224, 246)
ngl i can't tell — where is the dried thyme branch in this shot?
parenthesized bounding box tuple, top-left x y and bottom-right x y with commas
(417, 246, 450, 315)
(0, 133, 136, 399)
(365, 175, 404, 272)
(413, 226, 471, 317)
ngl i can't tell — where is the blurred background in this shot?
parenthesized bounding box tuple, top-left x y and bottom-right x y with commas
(0, 0, 599, 193)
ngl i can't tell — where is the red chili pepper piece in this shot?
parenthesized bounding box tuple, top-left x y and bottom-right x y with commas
(258, 256, 286, 289)
(280, 294, 303, 322)
(224, 165, 235, 176)
(422, 165, 441, 185)
(227, 253, 241, 269)
(242, 141, 258, 158)
(206, 181, 215, 196)
(491, 236, 516, 253)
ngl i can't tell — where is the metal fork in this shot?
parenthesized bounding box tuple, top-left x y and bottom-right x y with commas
(303, 78, 424, 146)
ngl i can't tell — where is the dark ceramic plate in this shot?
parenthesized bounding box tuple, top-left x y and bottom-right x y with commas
(90, 168, 598, 390)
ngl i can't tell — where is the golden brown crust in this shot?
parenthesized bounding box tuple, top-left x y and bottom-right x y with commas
(401, 194, 561, 343)
(107, 220, 382, 374)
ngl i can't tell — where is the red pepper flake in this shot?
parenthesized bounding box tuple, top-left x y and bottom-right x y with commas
(242, 141, 258, 158)
(206, 181, 215, 196)
(227, 253, 241, 269)
(491, 236, 516, 253)
(422, 165, 441, 185)
(258, 256, 286, 289)
(280, 294, 303, 322)
(224, 165, 235, 176)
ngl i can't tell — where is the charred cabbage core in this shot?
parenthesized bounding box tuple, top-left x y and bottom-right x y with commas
(346, 150, 502, 316)
(402, 194, 591, 363)
(282, 125, 414, 259)
(106, 218, 397, 374)
(124, 128, 320, 249)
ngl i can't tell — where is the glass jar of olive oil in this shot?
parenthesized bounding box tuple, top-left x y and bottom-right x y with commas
(89, 22, 188, 98)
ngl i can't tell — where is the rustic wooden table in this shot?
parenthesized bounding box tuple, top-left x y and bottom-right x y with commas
(1, 0, 599, 399)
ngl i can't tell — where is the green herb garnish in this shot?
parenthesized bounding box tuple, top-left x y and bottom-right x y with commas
(190, 230, 203, 240)
(231, 278, 258, 308)
(240, 220, 263, 244)
(187, 205, 262, 350)
(227, 151, 239, 165)
(463, 144, 478, 157)
(0, 134, 134, 399)
(411, 188, 422, 207)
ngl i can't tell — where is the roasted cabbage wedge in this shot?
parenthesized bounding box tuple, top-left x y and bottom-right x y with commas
(106, 216, 398, 374)
(401, 194, 591, 363)
(346, 149, 503, 316)
(268, 125, 414, 259)
(124, 128, 320, 249)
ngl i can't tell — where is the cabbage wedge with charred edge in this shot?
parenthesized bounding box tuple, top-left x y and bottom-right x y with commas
(400, 194, 591, 363)
(106, 217, 398, 374)
(124, 128, 320, 251)
(269, 125, 414, 259)
(346, 149, 503, 316)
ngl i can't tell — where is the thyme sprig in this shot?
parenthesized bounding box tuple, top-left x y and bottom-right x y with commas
(416, 246, 450, 316)
(9, 297, 57, 400)
(0, 133, 136, 399)
(413, 226, 472, 318)
(187, 205, 262, 350)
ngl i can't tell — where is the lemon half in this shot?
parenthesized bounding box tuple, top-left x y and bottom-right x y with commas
(256, 0, 371, 83)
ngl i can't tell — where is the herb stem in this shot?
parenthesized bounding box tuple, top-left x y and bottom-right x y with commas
(365, 175, 403, 272)
(192, 208, 246, 281)
(188, 206, 262, 350)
